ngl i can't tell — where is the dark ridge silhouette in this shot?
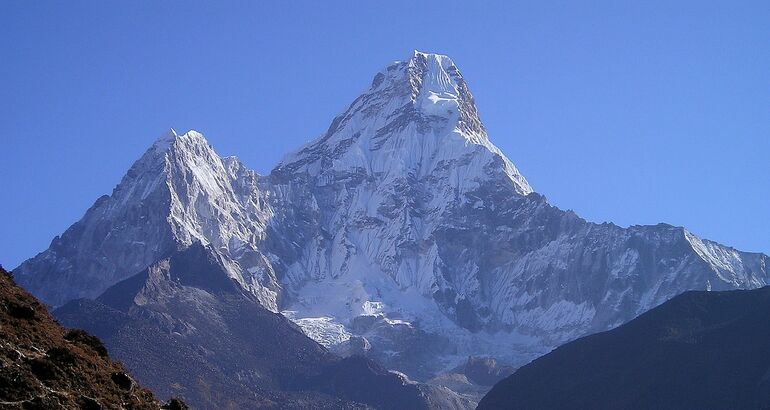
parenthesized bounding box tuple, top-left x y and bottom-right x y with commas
(479, 286, 770, 410)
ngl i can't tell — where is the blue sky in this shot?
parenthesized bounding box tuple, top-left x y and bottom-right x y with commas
(1, 1, 768, 268)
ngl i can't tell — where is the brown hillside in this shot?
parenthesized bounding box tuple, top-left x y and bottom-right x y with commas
(0, 266, 184, 410)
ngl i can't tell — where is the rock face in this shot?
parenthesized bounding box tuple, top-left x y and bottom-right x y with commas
(427, 356, 516, 403)
(13, 50, 770, 382)
(478, 285, 770, 410)
(54, 242, 471, 410)
(0, 266, 180, 410)
(14, 131, 280, 311)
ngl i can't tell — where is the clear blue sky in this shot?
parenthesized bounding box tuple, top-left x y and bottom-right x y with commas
(2, 1, 768, 268)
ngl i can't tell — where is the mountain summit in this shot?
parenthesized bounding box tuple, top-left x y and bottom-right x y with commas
(14, 52, 769, 391)
(275, 50, 532, 196)
(15, 128, 280, 309)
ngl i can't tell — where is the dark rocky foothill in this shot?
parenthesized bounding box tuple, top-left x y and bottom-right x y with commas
(480, 286, 770, 410)
(0, 266, 184, 409)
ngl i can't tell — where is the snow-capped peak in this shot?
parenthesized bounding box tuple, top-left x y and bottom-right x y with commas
(406, 50, 464, 118)
(145, 129, 207, 160)
(368, 50, 471, 125)
(275, 51, 532, 195)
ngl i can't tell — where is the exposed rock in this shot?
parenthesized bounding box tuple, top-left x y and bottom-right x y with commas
(55, 243, 473, 409)
(454, 356, 515, 387)
(111, 371, 133, 390)
(426, 356, 516, 405)
(0, 266, 179, 409)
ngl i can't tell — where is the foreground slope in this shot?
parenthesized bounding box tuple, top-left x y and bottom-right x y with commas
(479, 286, 770, 410)
(0, 266, 182, 409)
(54, 243, 471, 410)
(13, 50, 769, 381)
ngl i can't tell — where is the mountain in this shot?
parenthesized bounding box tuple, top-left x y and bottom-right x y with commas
(54, 242, 471, 409)
(13, 50, 769, 389)
(0, 265, 185, 410)
(478, 285, 770, 409)
(13, 130, 280, 311)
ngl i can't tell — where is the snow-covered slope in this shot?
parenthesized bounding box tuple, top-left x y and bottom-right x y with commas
(263, 51, 769, 374)
(14, 51, 769, 385)
(15, 129, 280, 310)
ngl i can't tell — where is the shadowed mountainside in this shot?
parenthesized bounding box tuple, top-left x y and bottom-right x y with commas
(479, 286, 770, 410)
(54, 243, 471, 410)
(0, 266, 185, 410)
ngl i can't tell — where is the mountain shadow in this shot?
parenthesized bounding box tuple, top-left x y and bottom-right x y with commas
(479, 286, 770, 410)
(55, 242, 471, 409)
